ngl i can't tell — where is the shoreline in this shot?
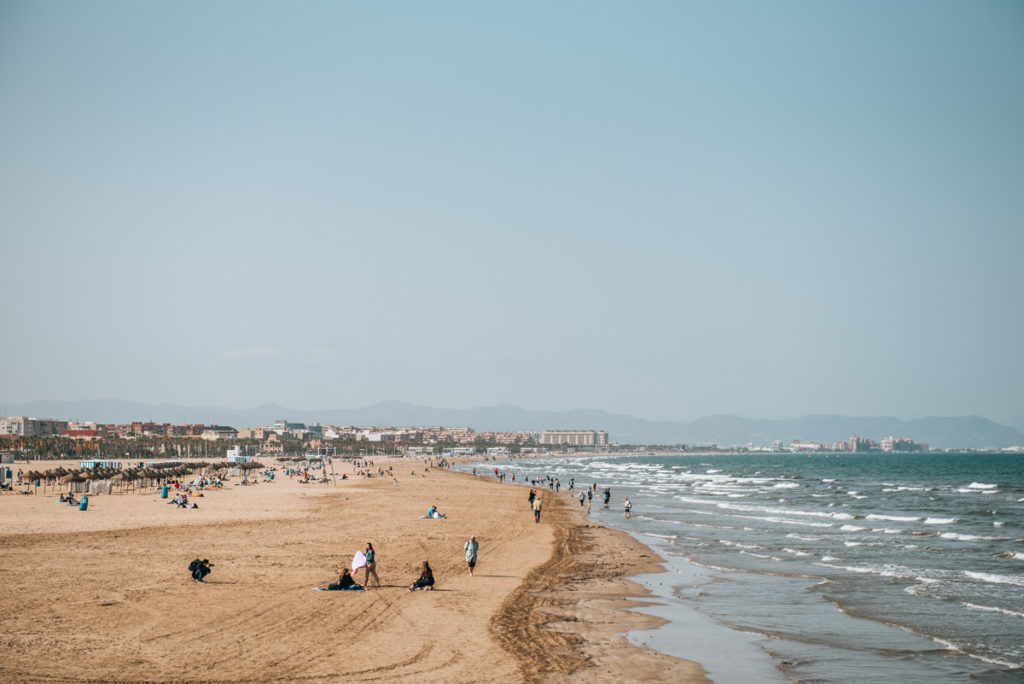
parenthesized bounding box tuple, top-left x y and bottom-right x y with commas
(1, 458, 706, 682)
(489, 484, 708, 682)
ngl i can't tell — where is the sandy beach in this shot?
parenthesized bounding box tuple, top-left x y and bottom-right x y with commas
(0, 459, 705, 683)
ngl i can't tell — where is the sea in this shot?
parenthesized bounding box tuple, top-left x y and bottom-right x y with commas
(455, 452, 1024, 683)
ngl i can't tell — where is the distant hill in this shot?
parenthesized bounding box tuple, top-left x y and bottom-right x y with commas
(3, 399, 1023, 450)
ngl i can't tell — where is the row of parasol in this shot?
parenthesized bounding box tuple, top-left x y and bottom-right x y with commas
(18, 460, 266, 493)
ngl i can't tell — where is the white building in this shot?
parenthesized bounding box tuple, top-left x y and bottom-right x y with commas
(0, 416, 69, 437)
(538, 430, 608, 446)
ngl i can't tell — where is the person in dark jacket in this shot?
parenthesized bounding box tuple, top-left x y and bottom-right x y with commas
(327, 568, 364, 591)
(190, 558, 213, 583)
(409, 561, 435, 591)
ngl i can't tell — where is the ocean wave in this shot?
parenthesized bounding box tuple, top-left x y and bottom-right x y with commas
(772, 482, 800, 489)
(961, 601, 1024, 619)
(939, 532, 995, 542)
(783, 548, 811, 557)
(923, 517, 958, 524)
(844, 541, 865, 546)
(840, 524, 867, 532)
(814, 562, 921, 580)
(731, 514, 834, 528)
(821, 555, 840, 562)
(873, 528, 906, 535)
(964, 570, 1024, 587)
(716, 502, 854, 521)
(866, 514, 922, 522)
(965, 482, 998, 489)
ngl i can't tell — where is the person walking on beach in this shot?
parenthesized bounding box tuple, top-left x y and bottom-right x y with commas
(579, 492, 586, 508)
(533, 495, 542, 523)
(528, 489, 536, 509)
(624, 497, 632, 519)
(364, 543, 381, 588)
(603, 488, 611, 508)
(464, 536, 479, 576)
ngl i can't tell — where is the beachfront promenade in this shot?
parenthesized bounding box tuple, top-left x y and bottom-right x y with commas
(0, 458, 705, 683)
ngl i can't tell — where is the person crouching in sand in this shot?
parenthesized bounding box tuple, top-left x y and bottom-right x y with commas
(409, 561, 434, 591)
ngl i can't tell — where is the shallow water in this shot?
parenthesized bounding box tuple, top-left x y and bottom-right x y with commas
(458, 453, 1024, 682)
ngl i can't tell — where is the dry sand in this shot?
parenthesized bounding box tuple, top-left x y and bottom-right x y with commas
(0, 459, 706, 683)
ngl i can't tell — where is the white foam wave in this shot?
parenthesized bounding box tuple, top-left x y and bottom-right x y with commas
(844, 541, 864, 546)
(814, 562, 921, 580)
(964, 570, 1024, 587)
(965, 482, 998, 489)
(773, 482, 799, 489)
(783, 548, 811, 557)
(821, 555, 840, 562)
(939, 532, 992, 542)
(961, 602, 1024, 619)
(924, 517, 958, 524)
(840, 524, 867, 532)
(866, 514, 922, 522)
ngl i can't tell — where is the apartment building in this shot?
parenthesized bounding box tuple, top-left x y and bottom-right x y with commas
(0, 416, 69, 437)
(538, 430, 609, 446)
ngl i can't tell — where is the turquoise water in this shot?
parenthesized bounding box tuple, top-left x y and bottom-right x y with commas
(460, 453, 1024, 682)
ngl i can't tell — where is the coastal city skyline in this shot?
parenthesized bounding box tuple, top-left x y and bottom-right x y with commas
(2, 2, 1022, 424)
(3, 402, 1021, 450)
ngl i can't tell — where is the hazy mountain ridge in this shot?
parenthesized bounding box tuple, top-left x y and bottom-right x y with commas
(2, 399, 1023, 450)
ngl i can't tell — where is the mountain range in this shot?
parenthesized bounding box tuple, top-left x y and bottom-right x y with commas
(3, 399, 1024, 450)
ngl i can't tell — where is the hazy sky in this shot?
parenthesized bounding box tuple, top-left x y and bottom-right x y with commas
(1, 1, 1022, 422)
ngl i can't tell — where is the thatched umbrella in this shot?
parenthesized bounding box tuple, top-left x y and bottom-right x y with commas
(60, 472, 86, 493)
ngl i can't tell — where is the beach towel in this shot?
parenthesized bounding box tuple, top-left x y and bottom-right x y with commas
(351, 550, 367, 576)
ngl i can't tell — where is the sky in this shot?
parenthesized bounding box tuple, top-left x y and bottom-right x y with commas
(1, 1, 1022, 422)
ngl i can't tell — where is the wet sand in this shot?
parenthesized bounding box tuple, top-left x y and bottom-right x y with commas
(0, 459, 705, 682)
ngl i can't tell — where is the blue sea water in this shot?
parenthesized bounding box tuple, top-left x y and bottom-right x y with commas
(457, 453, 1024, 683)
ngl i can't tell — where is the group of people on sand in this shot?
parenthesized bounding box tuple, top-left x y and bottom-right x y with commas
(193, 538, 480, 592)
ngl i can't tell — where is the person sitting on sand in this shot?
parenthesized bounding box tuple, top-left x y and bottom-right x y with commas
(326, 568, 364, 591)
(409, 561, 435, 591)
